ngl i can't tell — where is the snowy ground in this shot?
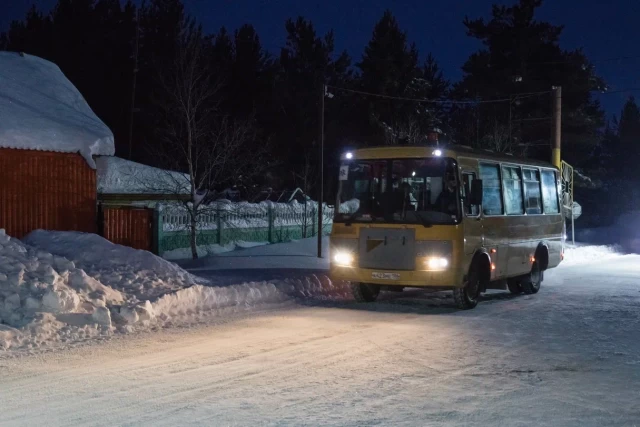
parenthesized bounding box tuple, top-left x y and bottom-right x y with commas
(1, 242, 639, 426)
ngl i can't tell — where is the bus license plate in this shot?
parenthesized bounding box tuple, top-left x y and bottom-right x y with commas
(372, 272, 400, 280)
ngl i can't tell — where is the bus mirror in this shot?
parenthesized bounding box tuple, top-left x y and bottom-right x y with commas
(470, 180, 483, 205)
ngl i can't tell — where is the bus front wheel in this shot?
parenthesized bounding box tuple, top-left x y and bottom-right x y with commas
(351, 283, 380, 303)
(453, 264, 481, 310)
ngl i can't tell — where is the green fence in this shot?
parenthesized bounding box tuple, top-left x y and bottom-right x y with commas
(156, 202, 335, 256)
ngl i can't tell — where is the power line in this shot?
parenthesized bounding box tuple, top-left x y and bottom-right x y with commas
(325, 85, 550, 105)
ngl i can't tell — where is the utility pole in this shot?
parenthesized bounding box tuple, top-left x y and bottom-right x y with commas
(128, 8, 141, 160)
(317, 83, 325, 258)
(551, 86, 562, 169)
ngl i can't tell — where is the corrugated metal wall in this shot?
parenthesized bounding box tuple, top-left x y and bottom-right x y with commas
(102, 207, 153, 251)
(0, 148, 97, 238)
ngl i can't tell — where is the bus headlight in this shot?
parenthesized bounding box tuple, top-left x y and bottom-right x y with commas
(333, 251, 354, 267)
(426, 257, 449, 270)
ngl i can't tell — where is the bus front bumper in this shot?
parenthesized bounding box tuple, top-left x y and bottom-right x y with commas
(330, 264, 463, 288)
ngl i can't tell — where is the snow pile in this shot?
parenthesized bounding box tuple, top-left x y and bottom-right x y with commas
(96, 156, 190, 195)
(151, 282, 287, 320)
(0, 229, 124, 350)
(0, 52, 114, 168)
(0, 229, 350, 353)
(23, 231, 202, 301)
(150, 275, 350, 325)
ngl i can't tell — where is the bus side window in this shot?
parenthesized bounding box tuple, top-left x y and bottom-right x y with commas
(523, 168, 542, 214)
(462, 172, 479, 216)
(479, 164, 504, 215)
(541, 170, 560, 214)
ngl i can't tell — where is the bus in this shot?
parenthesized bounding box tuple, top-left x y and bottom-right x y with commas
(330, 145, 564, 309)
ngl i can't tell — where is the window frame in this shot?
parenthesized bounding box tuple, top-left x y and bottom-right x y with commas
(522, 167, 543, 215)
(478, 162, 504, 216)
(501, 164, 525, 216)
(461, 170, 480, 218)
(540, 167, 561, 215)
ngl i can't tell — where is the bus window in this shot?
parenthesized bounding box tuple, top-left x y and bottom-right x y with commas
(462, 172, 479, 216)
(541, 170, 560, 214)
(523, 168, 542, 214)
(503, 166, 524, 215)
(479, 164, 503, 215)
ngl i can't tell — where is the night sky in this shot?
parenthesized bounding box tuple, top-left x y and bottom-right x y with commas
(2, 0, 639, 116)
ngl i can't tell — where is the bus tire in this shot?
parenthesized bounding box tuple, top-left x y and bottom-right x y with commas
(351, 283, 380, 302)
(507, 278, 522, 295)
(453, 263, 481, 309)
(521, 261, 542, 295)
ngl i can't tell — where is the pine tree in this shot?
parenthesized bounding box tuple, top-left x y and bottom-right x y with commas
(357, 10, 422, 145)
(617, 97, 640, 178)
(455, 0, 605, 162)
(275, 17, 351, 197)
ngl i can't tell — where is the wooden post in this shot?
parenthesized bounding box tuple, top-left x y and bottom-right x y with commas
(551, 86, 562, 169)
(268, 204, 274, 244)
(216, 205, 222, 244)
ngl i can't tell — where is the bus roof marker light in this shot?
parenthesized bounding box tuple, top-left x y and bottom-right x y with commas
(345, 152, 353, 160)
(432, 149, 442, 157)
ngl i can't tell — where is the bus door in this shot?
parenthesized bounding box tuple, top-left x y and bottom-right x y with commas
(462, 170, 483, 256)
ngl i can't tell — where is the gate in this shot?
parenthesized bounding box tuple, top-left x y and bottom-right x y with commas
(101, 206, 154, 252)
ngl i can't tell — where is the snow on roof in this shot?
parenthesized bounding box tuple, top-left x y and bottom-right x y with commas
(0, 52, 114, 168)
(96, 156, 190, 195)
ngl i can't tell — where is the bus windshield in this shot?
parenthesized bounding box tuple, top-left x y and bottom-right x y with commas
(335, 157, 461, 225)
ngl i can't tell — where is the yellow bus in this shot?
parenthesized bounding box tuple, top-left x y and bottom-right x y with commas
(330, 145, 564, 309)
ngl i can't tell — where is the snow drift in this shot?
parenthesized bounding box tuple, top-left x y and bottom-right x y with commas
(0, 230, 347, 353)
(0, 229, 124, 350)
(24, 231, 202, 301)
(0, 52, 114, 168)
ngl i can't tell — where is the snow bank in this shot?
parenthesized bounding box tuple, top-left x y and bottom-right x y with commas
(0, 230, 347, 353)
(0, 52, 114, 168)
(96, 156, 190, 195)
(0, 229, 124, 350)
(24, 231, 202, 301)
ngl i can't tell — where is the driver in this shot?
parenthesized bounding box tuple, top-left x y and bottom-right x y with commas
(435, 171, 458, 215)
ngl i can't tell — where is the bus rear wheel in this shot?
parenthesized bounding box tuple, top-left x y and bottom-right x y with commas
(453, 264, 481, 310)
(351, 283, 380, 302)
(521, 261, 542, 295)
(507, 279, 523, 295)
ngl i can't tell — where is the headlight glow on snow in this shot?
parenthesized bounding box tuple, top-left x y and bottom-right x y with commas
(333, 251, 354, 267)
(426, 257, 449, 270)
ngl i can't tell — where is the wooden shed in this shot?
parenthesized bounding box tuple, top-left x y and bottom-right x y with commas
(0, 52, 114, 238)
(95, 156, 190, 252)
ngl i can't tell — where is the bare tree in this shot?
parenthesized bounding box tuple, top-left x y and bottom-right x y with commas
(293, 152, 315, 238)
(149, 22, 263, 259)
(476, 119, 529, 157)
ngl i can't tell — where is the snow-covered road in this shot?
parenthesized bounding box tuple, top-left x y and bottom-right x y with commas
(1, 254, 640, 426)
